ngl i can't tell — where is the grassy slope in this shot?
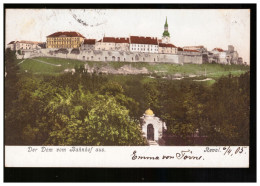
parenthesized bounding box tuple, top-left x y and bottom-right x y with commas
(19, 57, 86, 75)
(19, 57, 249, 78)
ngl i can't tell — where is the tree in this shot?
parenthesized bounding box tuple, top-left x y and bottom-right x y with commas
(44, 87, 147, 145)
(143, 82, 160, 111)
(5, 48, 19, 111)
(205, 72, 250, 145)
(5, 48, 20, 144)
(100, 81, 124, 96)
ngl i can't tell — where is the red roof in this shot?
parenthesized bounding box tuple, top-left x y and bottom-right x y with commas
(183, 45, 204, 49)
(19, 40, 44, 45)
(102, 37, 116, 43)
(213, 48, 224, 52)
(102, 37, 130, 43)
(177, 47, 183, 51)
(130, 36, 158, 45)
(115, 38, 129, 43)
(8, 41, 15, 44)
(47, 31, 85, 38)
(183, 49, 200, 52)
(83, 39, 96, 45)
(159, 43, 176, 48)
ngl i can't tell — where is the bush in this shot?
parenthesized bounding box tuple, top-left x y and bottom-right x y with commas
(55, 48, 69, 54)
(71, 48, 80, 54)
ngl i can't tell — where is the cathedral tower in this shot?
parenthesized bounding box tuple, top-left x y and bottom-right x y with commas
(162, 17, 170, 43)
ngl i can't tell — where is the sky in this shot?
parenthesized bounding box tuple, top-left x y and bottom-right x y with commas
(5, 9, 250, 63)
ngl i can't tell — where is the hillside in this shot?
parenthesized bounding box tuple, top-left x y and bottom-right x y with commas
(17, 57, 250, 79)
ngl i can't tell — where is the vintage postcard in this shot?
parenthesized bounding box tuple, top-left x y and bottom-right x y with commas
(4, 6, 253, 170)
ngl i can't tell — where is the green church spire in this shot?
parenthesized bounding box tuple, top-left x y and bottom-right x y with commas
(163, 16, 170, 37)
(164, 16, 168, 27)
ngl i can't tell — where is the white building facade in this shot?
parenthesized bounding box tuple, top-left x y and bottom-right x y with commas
(6, 40, 43, 51)
(15, 41, 42, 50)
(158, 43, 177, 54)
(115, 38, 130, 51)
(129, 36, 159, 53)
(95, 37, 116, 51)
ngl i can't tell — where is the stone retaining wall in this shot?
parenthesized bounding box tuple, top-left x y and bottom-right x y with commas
(22, 49, 203, 64)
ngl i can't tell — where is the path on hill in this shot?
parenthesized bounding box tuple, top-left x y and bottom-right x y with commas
(32, 59, 62, 67)
(17, 60, 25, 65)
(193, 78, 213, 82)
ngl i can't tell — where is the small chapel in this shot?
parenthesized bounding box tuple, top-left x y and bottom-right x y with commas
(140, 108, 167, 146)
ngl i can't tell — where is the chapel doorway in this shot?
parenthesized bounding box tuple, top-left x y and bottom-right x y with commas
(147, 124, 154, 141)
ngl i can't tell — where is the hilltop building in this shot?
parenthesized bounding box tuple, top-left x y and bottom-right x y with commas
(158, 43, 177, 54)
(162, 17, 170, 43)
(115, 37, 130, 51)
(226, 45, 239, 64)
(210, 46, 240, 64)
(81, 39, 96, 50)
(95, 37, 116, 51)
(7, 17, 244, 65)
(183, 45, 207, 53)
(178, 48, 201, 55)
(95, 37, 130, 51)
(129, 36, 159, 53)
(7, 41, 16, 50)
(46, 31, 85, 49)
(7, 40, 43, 51)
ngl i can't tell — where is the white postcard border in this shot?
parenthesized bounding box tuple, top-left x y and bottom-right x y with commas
(5, 146, 249, 168)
